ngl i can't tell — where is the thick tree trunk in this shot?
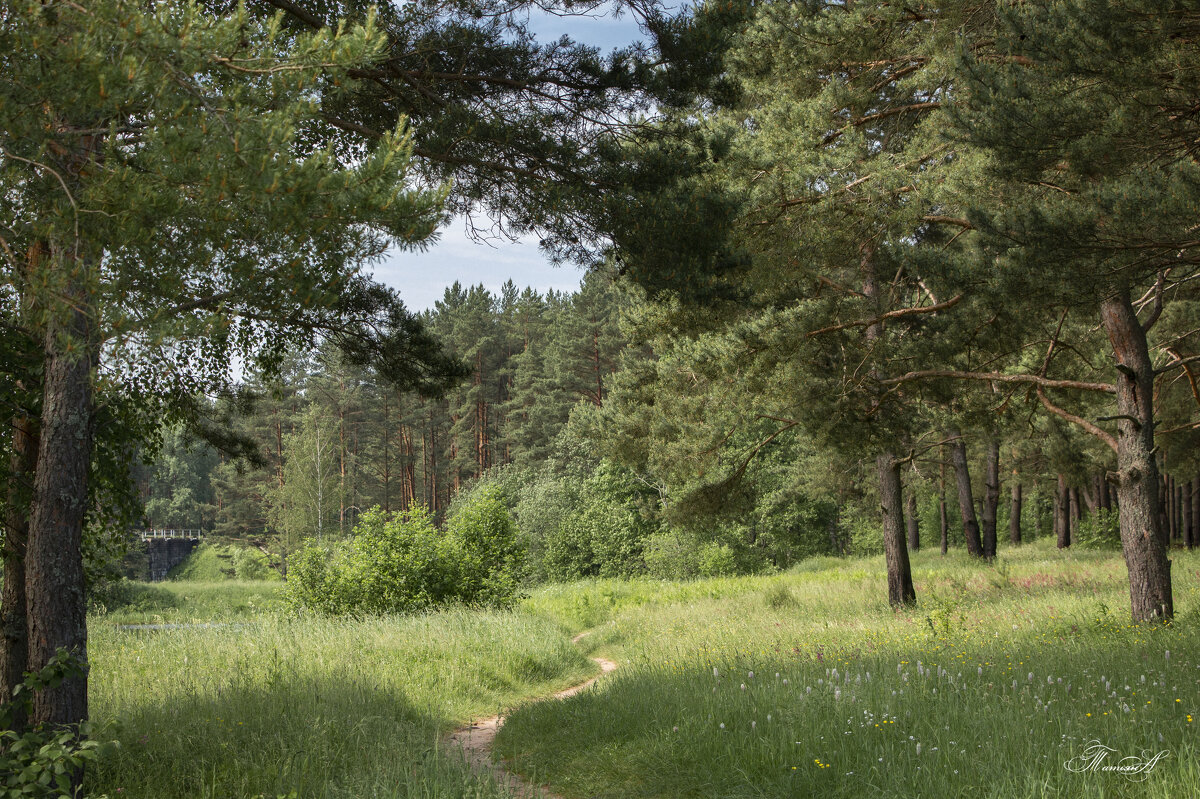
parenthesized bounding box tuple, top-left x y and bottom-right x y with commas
(1056, 474, 1071, 548)
(938, 454, 948, 554)
(862, 252, 915, 605)
(2, 414, 39, 730)
(1191, 477, 1199, 550)
(1069, 487, 1081, 529)
(981, 440, 999, 559)
(26, 255, 96, 730)
(1009, 482, 1023, 545)
(878, 454, 915, 607)
(905, 489, 919, 552)
(948, 431, 984, 556)
(1184, 481, 1193, 549)
(1100, 291, 1172, 621)
(1165, 475, 1175, 543)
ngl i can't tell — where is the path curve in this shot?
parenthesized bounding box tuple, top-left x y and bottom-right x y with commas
(447, 631, 616, 798)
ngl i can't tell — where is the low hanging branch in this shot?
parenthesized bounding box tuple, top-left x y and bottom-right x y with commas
(806, 294, 963, 338)
(821, 101, 942, 146)
(1037, 387, 1119, 453)
(879, 369, 1115, 393)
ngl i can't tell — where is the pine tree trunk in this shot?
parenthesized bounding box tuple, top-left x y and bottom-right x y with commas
(905, 489, 919, 552)
(939, 454, 948, 555)
(27, 248, 97, 733)
(1, 413, 38, 730)
(1069, 487, 1081, 529)
(948, 431, 984, 556)
(1056, 474, 1071, 548)
(1009, 482, 1022, 545)
(1100, 291, 1172, 621)
(1190, 477, 1199, 550)
(878, 454, 915, 607)
(982, 439, 999, 559)
(1100, 475, 1111, 511)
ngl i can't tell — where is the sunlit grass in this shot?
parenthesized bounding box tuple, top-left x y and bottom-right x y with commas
(86, 610, 594, 798)
(498, 541, 1200, 798)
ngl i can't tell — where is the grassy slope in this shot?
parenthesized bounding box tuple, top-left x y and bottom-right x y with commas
(498, 540, 1200, 798)
(87, 606, 595, 798)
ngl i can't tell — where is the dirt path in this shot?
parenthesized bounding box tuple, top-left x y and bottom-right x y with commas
(447, 631, 616, 798)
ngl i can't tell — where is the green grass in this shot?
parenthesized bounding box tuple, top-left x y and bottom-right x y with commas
(90, 579, 287, 624)
(497, 540, 1200, 798)
(82, 541, 1200, 798)
(85, 610, 596, 798)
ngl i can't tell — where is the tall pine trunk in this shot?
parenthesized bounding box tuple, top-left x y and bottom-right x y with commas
(862, 252, 915, 605)
(26, 243, 97, 732)
(878, 454, 915, 607)
(1190, 477, 1198, 550)
(982, 440, 999, 558)
(1100, 291, 1172, 621)
(1, 413, 38, 730)
(906, 490, 919, 552)
(939, 453, 948, 555)
(1009, 482, 1022, 545)
(948, 431, 984, 556)
(1056, 474, 1071, 548)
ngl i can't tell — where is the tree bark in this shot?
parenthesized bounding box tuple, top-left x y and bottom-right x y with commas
(1069, 487, 1081, 529)
(939, 452, 948, 554)
(1184, 481, 1193, 549)
(905, 489, 919, 552)
(26, 245, 97, 731)
(948, 431, 984, 556)
(1100, 291, 1172, 621)
(2, 413, 39, 731)
(878, 454, 915, 607)
(1056, 474, 1071, 548)
(1191, 477, 1199, 550)
(981, 439, 999, 558)
(1009, 482, 1022, 545)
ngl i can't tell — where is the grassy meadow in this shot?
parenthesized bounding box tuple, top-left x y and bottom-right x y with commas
(84, 540, 1200, 798)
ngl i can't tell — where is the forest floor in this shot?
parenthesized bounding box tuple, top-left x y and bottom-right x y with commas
(85, 539, 1200, 798)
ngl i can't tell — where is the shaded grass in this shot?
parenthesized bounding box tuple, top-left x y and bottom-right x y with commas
(498, 540, 1200, 798)
(90, 580, 287, 624)
(86, 610, 595, 798)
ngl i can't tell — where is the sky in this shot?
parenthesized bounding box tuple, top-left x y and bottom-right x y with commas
(372, 7, 647, 310)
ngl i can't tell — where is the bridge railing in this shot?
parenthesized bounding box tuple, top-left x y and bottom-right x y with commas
(136, 529, 204, 540)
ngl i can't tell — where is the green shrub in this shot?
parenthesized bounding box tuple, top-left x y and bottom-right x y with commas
(447, 486, 525, 607)
(0, 650, 109, 799)
(1074, 508, 1121, 550)
(643, 529, 701, 579)
(287, 494, 525, 616)
(543, 461, 655, 580)
(696, 541, 739, 577)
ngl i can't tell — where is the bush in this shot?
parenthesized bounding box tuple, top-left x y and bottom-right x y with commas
(286, 492, 525, 616)
(542, 461, 656, 580)
(1074, 508, 1121, 550)
(446, 486, 525, 607)
(696, 541, 739, 577)
(0, 650, 109, 799)
(643, 529, 701, 579)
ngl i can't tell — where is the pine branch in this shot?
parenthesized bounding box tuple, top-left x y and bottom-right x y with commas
(805, 294, 963, 337)
(879, 370, 1115, 393)
(1037, 387, 1118, 453)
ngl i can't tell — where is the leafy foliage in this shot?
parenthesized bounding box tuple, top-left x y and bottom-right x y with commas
(0, 651, 109, 799)
(286, 488, 524, 616)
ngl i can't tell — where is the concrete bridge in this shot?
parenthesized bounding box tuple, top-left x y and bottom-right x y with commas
(132, 530, 203, 581)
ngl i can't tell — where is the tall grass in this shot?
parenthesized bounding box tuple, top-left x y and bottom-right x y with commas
(86, 610, 594, 798)
(497, 540, 1200, 798)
